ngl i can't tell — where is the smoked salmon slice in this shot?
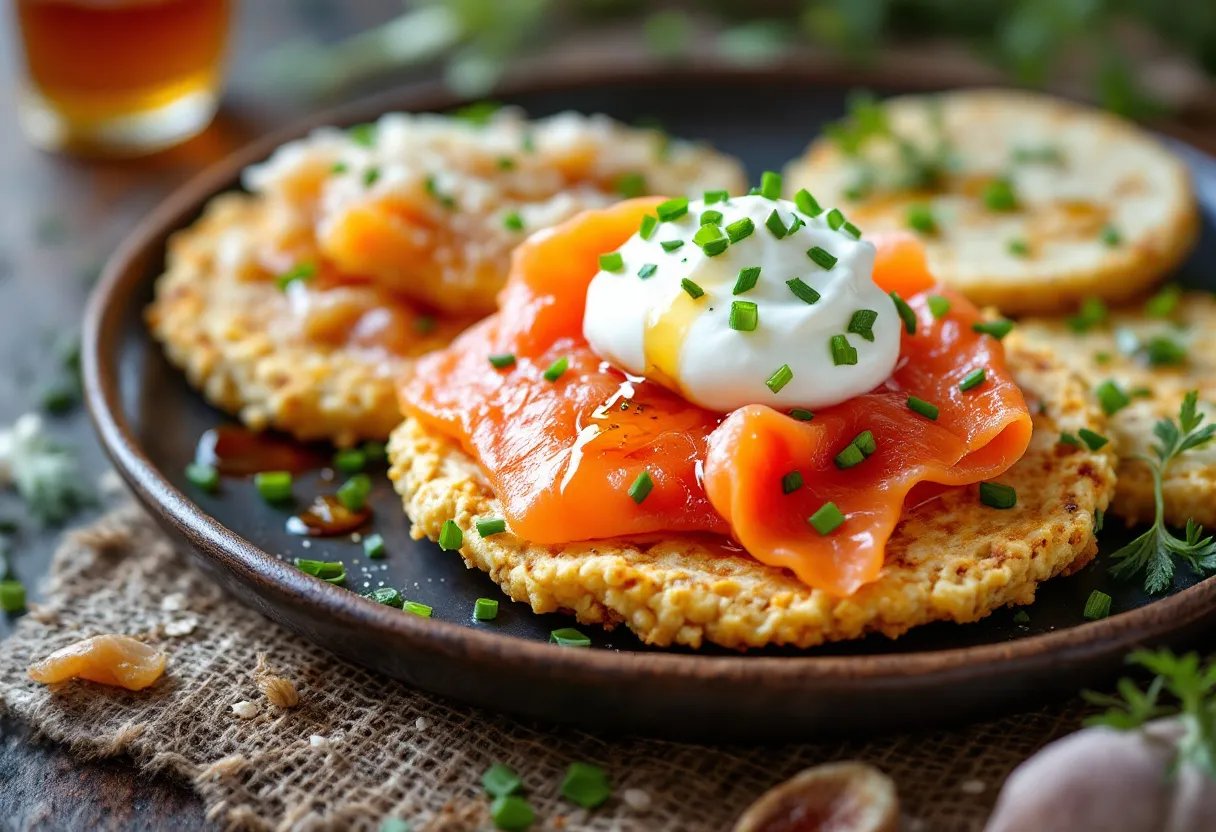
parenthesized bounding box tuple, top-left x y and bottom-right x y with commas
(400, 200, 1031, 595)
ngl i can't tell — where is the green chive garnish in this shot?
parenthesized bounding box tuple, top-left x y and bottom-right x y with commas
(489, 353, 516, 369)
(766, 364, 793, 394)
(972, 319, 1015, 340)
(1145, 336, 1186, 366)
(788, 214, 805, 233)
(483, 763, 523, 797)
(295, 559, 346, 584)
(561, 762, 612, 809)
(333, 448, 366, 474)
(628, 470, 654, 504)
(362, 587, 403, 608)
(907, 396, 939, 420)
(703, 190, 729, 204)
(550, 627, 591, 647)
(906, 203, 937, 235)
(794, 189, 823, 217)
(254, 471, 292, 503)
(503, 211, 524, 231)
(497, 156, 516, 170)
(983, 178, 1017, 211)
(656, 198, 689, 222)
(1083, 590, 1112, 620)
(979, 481, 1017, 509)
(842, 221, 862, 239)
(275, 262, 317, 291)
(639, 214, 659, 240)
(404, 600, 433, 617)
(363, 167, 380, 187)
(414, 315, 436, 335)
(363, 533, 387, 559)
(830, 334, 858, 366)
(661, 240, 684, 253)
(889, 292, 916, 334)
(927, 295, 951, 320)
(807, 247, 837, 270)
(1008, 238, 1030, 257)
(759, 171, 783, 200)
(336, 473, 371, 511)
(1100, 224, 1121, 247)
(185, 462, 220, 493)
(599, 252, 624, 272)
(847, 309, 878, 342)
(362, 440, 387, 462)
(681, 278, 705, 299)
(330, 162, 348, 174)
(1059, 432, 1081, 447)
(1095, 509, 1105, 533)
(1145, 285, 1181, 318)
(543, 357, 569, 382)
(1012, 609, 1031, 624)
(476, 518, 507, 537)
(725, 217, 755, 243)
(808, 502, 845, 535)
(700, 210, 724, 226)
(733, 266, 761, 295)
(729, 301, 759, 332)
(786, 277, 821, 305)
(789, 408, 814, 422)
(693, 223, 728, 256)
(474, 598, 500, 621)
(959, 368, 987, 392)
(638, 263, 657, 279)
(615, 172, 646, 198)
(826, 208, 846, 230)
(765, 210, 788, 239)
(1068, 297, 1108, 333)
(1095, 380, 1130, 415)
(853, 430, 876, 456)
(490, 796, 534, 831)
(438, 519, 463, 551)
(1077, 428, 1109, 451)
(349, 123, 376, 146)
(0, 580, 26, 613)
(781, 471, 803, 494)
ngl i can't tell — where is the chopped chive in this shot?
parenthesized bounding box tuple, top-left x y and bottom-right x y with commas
(847, 309, 878, 342)
(656, 198, 689, 222)
(363, 167, 380, 187)
(348, 123, 376, 146)
(254, 471, 293, 503)
(979, 481, 1017, 509)
(1145, 336, 1186, 366)
(561, 762, 611, 809)
(699, 210, 724, 226)
(661, 240, 684, 252)
(476, 517, 507, 537)
(336, 473, 371, 511)
(1077, 428, 1109, 451)
(333, 448, 366, 474)
(794, 189, 823, 217)
(503, 211, 524, 231)
(693, 223, 729, 257)
(275, 262, 317, 291)
(550, 627, 591, 647)
(362, 587, 403, 608)
(362, 440, 387, 462)
(1059, 432, 1081, 447)
(1094, 352, 1113, 364)
(615, 172, 646, 198)
(543, 357, 569, 382)
(483, 763, 523, 797)
(627, 470, 654, 504)
(789, 408, 814, 422)
(959, 368, 987, 392)
(521, 133, 535, 153)
(889, 292, 916, 334)
(1012, 609, 1031, 624)
(808, 502, 845, 535)
(787, 214, 805, 233)
(363, 533, 387, 559)
(681, 278, 705, 299)
(637, 263, 658, 279)
(1145, 285, 1181, 318)
(703, 190, 729, 204)
(497, 156, 516, 170)
(786, 277, 821, 305)
(853, 430, 876, 456)
(1095, 509, 1105, 533)
(781, 471, 803, 494)
(1083, 590, 1112, 621)
(725, 217, 755, 243)
(330, 162, 348, 174)
(185, 462, 220, 493)
(295, 559, 345, 584)
(733, 266, 761, 295)
(842, 221, 862, 239)
(906, 203, 937, 235)
(438, 519, 463, 551)
(834, 443, 864, 470)
(599, 252, 624, 272)
(490, 795, 534, 831)
(982, 178, 1017, 211)
(404, 600, 433, 617)
(1068, 297, 1108, 333)
(826, 208, 845, 230)
(474, 597, 500, 621)
(766, 364, 794, 394)
(639, 214, 659, 240)
(972, 319, 1015, 340)
(1008, 238, 1030, 257)
(927, 295, 951, 320)
(489, 353, 516, 369)
(765, 210, 788, 239)
(414, 315, 436, 334)
(830, 334, 858, 366)
(759, 171, 783, 200)
(0, 580, 25, 613)
(1095, 380, 1130, 415)
(907, 396, 939, 420)
(729, 301, 759, 332)
(1100, 224, 1121, 247)
(806, 246, 837, 270)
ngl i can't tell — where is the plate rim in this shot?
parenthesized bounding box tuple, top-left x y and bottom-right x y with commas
(83, 63, 1216, 692)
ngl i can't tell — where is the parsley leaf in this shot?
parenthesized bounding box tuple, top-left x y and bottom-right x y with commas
(1108, 391, 1216, 593)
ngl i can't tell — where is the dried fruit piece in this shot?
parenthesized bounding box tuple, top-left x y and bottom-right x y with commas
(27, 634, 167, 691)
(733, 762, 899, 832)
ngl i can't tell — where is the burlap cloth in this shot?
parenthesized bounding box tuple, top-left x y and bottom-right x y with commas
(0, 503, 1094, 831)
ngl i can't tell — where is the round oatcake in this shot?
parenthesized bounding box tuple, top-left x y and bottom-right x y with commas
(785, 89, 1198, 315)
(387, 335, 1116, 650)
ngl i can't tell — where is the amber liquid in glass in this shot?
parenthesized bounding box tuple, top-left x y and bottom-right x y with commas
(15, 0, 232, 156)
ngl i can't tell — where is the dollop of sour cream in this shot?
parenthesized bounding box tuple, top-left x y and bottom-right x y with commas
(583, 193, 901, 413)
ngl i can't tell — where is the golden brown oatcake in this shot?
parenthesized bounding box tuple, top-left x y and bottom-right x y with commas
(146, 194, 471, 448)
(1019, 291, 1216, 527)
(785, 89, 1198, 315)
(387, 336, 1116, 650)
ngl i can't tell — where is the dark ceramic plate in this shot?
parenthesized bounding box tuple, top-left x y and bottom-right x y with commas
(85, 67, 1216, 741)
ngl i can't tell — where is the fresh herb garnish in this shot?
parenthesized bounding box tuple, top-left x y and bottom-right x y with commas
(438, 519, 463, 551)
(561, 762, 612, 809)
(786, 277, 820, 305)
(765, 364, 793, 394)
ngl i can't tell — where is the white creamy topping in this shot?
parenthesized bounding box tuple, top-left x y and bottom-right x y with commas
(583, 194, 900, 412)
